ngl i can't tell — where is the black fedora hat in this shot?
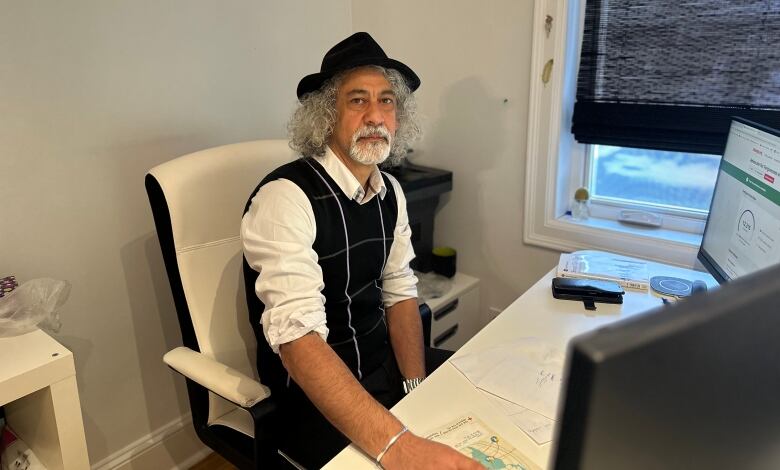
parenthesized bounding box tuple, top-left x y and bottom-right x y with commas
(296, 32, 420, 100)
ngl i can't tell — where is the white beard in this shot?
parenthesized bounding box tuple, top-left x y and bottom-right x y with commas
(349, 125, 392, 165)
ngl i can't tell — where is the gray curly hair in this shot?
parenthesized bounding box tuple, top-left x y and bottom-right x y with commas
(288, 66, 421, 166)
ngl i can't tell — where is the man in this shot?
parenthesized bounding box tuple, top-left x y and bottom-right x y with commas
(241, 32, 481, 469)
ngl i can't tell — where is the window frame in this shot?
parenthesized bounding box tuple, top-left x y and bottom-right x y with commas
(523, 0, 704, 267)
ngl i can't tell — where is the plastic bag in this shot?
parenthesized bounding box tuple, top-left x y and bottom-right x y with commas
(416, 271, 453, 301)
(0, 278, 71, 338)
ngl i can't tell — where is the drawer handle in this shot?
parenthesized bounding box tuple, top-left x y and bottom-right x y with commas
(434, 299, 459, 321)
(433, 324, 458, 347)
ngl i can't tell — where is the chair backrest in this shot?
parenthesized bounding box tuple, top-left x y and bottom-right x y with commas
(146, 140, 296, 425)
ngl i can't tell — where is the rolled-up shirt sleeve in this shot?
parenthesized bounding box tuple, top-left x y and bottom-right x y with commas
(382, 175, 419, 307)
(240, 178, 328, 354)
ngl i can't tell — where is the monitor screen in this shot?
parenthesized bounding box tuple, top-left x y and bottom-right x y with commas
(552, 262, 780, 470)
(698, 117, 780, 283)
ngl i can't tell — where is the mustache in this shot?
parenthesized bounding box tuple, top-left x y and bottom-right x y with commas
(353, 125, 391, 143)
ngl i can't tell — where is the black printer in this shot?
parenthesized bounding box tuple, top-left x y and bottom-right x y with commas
(384, 162, 452, 272)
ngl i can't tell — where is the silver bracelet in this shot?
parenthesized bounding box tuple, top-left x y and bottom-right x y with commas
(402, 377, 423, 394)
(376, 425, 408, 467)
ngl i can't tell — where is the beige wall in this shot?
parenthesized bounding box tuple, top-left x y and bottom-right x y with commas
(0, 1, 351, 465)
(353, 1, 560, 325)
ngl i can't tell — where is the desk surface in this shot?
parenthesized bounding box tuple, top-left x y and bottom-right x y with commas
(324, 254, 715, 469)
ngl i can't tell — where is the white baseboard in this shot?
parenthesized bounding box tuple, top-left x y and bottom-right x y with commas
(91, 413, 211, 470)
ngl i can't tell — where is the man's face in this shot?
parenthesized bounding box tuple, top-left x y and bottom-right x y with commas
(329, 67, 398, 166)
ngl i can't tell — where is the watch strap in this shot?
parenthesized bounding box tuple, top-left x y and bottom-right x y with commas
(402, 377, 423, 394)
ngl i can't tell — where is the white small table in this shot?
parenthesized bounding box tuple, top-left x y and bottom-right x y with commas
(324, 254, 715, 469)
(1, 329, 89, 470)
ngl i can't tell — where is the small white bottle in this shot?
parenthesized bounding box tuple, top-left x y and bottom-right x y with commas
(571, 187, 590, 221)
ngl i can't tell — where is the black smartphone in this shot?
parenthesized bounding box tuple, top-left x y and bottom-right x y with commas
(551, 277, 624, 304)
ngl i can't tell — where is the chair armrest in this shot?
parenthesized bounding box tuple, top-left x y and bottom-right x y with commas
(163, 347, 271, 408)
(419, 302, 432, 347)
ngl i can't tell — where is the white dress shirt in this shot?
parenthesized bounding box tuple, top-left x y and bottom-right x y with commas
(241, 146, 418, 353)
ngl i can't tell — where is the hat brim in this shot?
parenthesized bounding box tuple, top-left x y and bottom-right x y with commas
(296, 57, 420, 100)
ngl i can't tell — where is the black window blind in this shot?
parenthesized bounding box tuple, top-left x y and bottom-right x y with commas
(572, 0, 780, 154)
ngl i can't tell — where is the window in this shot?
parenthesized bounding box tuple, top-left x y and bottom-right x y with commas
(589, 146, 719, 215)
(585, 145, 720, 229)
(524, 0, 780, 267)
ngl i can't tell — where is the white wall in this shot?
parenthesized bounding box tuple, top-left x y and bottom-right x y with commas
(353, 1, 560, 326)
(0, 1, 351, 466)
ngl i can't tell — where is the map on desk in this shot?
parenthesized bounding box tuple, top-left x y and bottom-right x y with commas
(425, 415, 541, 470)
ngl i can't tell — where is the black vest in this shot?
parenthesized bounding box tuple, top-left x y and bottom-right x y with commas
(242, 158, 399, 395)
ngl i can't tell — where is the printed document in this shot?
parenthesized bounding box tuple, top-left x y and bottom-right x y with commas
(450, 338, 565, 443)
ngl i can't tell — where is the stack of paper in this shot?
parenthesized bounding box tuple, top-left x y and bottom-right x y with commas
(450, 338, 565, 445)
(556, 250, 649, 291)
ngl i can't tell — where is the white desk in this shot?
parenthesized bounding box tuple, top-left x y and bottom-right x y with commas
(324, 256, 715, 469)
(0, 329, 89, 470)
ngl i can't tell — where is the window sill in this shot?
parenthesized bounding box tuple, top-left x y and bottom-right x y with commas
(562, 214, 703, 246)
(525, 213, 703, 268)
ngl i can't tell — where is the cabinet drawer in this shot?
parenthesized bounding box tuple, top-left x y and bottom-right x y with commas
(432, 323, 460, 349)
(432, 322, 472, 351)
(430, 288, 479, 350)
(431, 298, 460, 338)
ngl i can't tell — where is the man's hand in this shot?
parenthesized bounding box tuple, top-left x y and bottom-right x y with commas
(380, 432, 484, 470)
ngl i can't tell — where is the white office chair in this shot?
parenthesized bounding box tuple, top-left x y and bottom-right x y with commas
(145, 140, 297, 469)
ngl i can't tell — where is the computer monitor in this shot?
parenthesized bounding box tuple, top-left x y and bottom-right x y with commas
(698, 117, 780, 283)
(552, 262, 780, 470)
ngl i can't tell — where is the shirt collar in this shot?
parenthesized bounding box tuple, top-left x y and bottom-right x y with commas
(314, 146, 387, 204)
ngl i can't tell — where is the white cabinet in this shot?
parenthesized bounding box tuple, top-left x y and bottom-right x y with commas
(0, 329, 89, 470)
(423, 273, 480, 351)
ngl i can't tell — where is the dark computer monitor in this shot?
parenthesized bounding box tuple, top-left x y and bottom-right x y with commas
(552, 262, 780, 470)
(698, 117, 780, 283)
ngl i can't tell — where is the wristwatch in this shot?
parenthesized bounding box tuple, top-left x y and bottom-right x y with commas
(402, 377, 424, 394)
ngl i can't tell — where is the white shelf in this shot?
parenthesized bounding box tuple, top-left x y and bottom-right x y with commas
(0, 329, 89, 470)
